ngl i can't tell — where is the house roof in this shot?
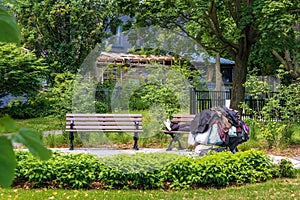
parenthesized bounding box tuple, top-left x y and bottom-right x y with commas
(191, 53, 235, 65)
(97, 52, 175, 66)
(96, 52, 235, 66)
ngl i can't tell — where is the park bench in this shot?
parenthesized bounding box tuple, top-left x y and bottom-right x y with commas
(65, 113, 143, 150)
(161, 114, 195, 151)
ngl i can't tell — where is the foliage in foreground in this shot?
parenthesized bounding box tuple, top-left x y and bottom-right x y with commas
(13, 150, 295, 190)
(0, 5, 20, 44)
(0, 117, 52, 188)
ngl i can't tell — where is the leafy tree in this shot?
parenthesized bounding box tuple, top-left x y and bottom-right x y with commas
(0, 42, 48, 100)
(4, 71, 74, 119)
(0, 5, 52, 188)
(118, 0, 300, 111)
(10, 0, 120, 81)
(249, 1, 300, 83)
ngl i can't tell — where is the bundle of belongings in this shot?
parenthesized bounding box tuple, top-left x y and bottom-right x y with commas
(188, 106, 249, 154)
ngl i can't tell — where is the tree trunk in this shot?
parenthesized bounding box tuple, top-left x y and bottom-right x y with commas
(230, 55, 248, 113)
(229, 21, 255, 114)
(215, 53, 222, 91)
(206, 64, 214, 82)
(214, 53, 223, 107)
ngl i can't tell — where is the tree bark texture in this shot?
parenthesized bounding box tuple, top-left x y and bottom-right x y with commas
(215, 53, 222, 91)
(230, 56, 248, 113)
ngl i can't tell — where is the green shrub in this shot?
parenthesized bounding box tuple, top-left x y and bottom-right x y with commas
(276, 159, 296, 178)
(13, 150, 293, 190)
(159, 150, 276, 190)
(95, 100, 109, 113)
(242, 73, 300, 148)
(98, 153, 183, 189)
(5, 97, 51, 119)
(158, 156, 195, 189)
(14, 151, 102, 189)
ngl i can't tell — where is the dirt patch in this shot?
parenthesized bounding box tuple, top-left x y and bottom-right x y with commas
(264, 144, 300, 158)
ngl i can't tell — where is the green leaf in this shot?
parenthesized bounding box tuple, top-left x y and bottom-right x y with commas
(0, 116, 16, 133)
(11, 128, 52, 160)
(0, 6, 20, 44)
(0, 136, 16, 188)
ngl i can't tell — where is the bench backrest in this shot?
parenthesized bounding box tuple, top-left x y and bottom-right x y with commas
(66, 113, 143, 132)
(172, 114, 196, 124)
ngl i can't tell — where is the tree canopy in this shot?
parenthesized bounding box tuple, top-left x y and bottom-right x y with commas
(250, 0, 300, 82)
(0, 42, 48, 99)
(10, 0, 121, 82)
(118, 0, 300, 111)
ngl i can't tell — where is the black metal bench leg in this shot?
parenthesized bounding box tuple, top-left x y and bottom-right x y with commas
(69, 132, 74, 150)
(133, 121, 139, 150)
(174, 134, 184, 150)
(133, 133, 139, 150)
(69, 120, 74, 150)
(166, 133, 184, 151)
(166, 133, 175, 151)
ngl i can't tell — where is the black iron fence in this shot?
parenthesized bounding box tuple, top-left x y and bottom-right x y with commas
(190, 89, 282, 120)
(96, 87, 291, 121)
(190, 89, 231, 114)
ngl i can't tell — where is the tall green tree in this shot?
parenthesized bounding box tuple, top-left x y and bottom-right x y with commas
(118, 0, 299, 111)
(0, 42, 48, 99)
(10, 0, 120, 81)
(250, 0, 300, 82)
(0, 5, 52, 188)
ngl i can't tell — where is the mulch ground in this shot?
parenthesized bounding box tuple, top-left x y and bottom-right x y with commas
(264, 144, 300, 158)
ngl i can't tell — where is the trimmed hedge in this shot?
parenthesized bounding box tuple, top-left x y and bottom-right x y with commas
(13, 150, 295, 190)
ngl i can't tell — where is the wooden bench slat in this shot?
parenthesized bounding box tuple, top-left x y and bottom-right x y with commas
(66, 125, 141, 129)
(65, 129, 143, 132)
(160, 130, 190, 134)
(172, 115, 195, 123)
(66, 117, 142, 121)
(66, 122, 143, 126)
(172, 114, 195, 117)
(66, 114, 142, 117)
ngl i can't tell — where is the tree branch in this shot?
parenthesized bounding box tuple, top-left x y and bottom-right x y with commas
(272, 50, 289, 70)
(224, 1, 238, 25)
(208, 1, 239, 53)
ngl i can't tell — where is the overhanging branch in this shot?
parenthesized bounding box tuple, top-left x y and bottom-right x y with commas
(272, 49, 289, 70)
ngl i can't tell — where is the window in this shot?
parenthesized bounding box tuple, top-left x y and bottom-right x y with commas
(221, 66, 233, 83)
(112, 25, 123, 47)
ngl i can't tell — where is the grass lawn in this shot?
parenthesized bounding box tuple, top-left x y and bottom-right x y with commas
(1, 176, 299, 200)
(14, 115, 64, 132)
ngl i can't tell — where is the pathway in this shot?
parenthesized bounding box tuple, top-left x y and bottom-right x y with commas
(51, 147, 300, 169)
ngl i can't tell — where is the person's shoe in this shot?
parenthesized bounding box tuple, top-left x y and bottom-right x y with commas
(164, 119, 172, 131)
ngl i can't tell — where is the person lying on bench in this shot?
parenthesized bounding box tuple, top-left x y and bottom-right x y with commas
(163, 119, 190, 132)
